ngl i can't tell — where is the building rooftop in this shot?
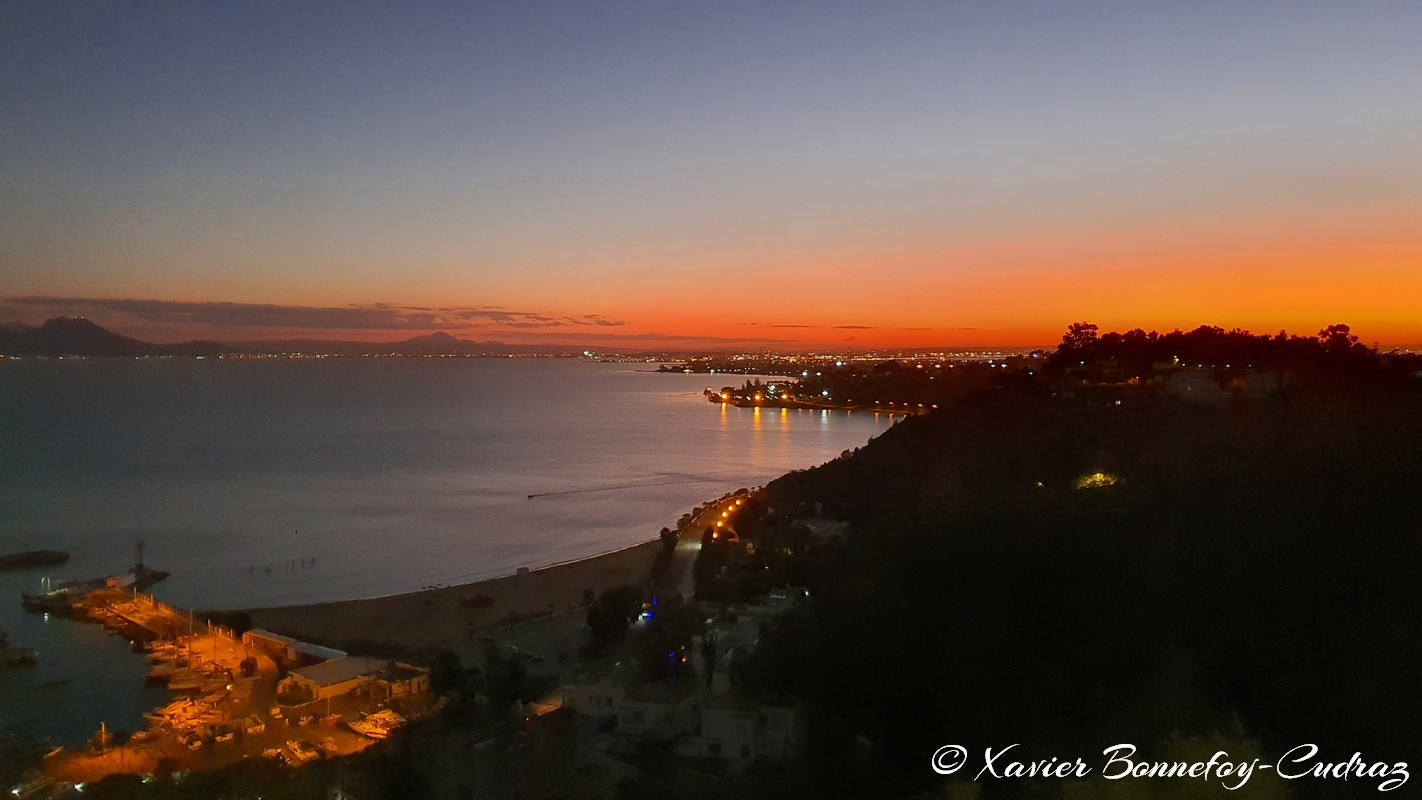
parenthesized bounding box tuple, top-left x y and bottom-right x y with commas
(386, 662, 429, 679)
(244, 629, 298, 646)
(290, 640, 348, 662)
(290, 655, 386, 687)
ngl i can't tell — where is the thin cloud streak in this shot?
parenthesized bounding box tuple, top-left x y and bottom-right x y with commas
(1, 296, 626, 332)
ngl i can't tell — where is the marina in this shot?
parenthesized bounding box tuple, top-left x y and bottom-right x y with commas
(22, 583, 427, 784)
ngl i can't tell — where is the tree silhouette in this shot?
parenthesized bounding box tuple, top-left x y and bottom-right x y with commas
(1318, 323, 1360, 354)
(585, 585, 641, 653)
(1059, 321, 1099, 351)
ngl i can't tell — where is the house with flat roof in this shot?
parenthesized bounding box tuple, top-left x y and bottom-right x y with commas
(374, 661, 431, 700)
(697, 696, 798, 765)
(558, 682, 626, 720)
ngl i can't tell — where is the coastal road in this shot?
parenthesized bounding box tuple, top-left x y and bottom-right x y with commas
(668, 537, 701, 600)
(659, 493, 744, 601)
(468, 494, 747, 680)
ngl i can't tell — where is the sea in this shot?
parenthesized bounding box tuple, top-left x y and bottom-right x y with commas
(0, 357, 893, 744)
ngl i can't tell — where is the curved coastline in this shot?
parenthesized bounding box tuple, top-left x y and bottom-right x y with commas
(241, 539, 661, 653)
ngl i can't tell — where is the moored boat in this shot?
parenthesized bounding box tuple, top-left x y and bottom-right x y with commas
(345, 717, 388, 739)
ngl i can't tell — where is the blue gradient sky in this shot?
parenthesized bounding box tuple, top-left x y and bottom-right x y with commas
(3, 2, 1420, 347)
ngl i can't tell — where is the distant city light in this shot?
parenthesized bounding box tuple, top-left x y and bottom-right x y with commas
(1074, 472, 1119, 490)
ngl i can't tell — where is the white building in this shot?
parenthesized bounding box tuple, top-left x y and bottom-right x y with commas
(697, 698, 798, 764)
(558, 682, 626, 720)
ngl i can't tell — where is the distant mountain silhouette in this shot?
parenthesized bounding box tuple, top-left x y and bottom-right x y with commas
(0, 317, 237, 357)
(0, 317, 590, 357)
(397, 331, 485, 354)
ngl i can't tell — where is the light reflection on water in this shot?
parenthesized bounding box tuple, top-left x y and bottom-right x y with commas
(0, 360, 891, 744)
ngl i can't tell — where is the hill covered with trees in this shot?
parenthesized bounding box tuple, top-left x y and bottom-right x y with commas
(727, 327, 1422, 799)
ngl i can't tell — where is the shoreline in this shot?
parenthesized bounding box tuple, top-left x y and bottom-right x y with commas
(242, 538, 662, 653)
(237, 538, 666, 610)
(711, 396, 920, 415)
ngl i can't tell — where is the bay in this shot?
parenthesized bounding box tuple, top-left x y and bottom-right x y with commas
(1, 359, 890, 609)
(0, 358, 892, 744)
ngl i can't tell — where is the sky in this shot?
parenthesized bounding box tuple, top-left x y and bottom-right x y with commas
(2, 1, 1420, 350)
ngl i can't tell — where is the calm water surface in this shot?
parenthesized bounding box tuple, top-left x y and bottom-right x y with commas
(0, 359, 891, 744)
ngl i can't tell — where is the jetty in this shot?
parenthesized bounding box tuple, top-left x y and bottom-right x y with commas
(21, 563, 170, 616)
(20, 541, 168, 615)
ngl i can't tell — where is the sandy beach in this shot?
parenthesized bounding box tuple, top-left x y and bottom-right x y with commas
(243, 540, 660, 653)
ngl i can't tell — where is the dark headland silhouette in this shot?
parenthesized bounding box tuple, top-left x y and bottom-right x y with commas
(0, 317, 236, 357)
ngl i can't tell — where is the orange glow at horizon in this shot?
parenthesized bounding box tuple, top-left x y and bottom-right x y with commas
(9, 3, 1422, 352)
(13, 211, 1420, 350)
(552, 215, 1422, 349)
